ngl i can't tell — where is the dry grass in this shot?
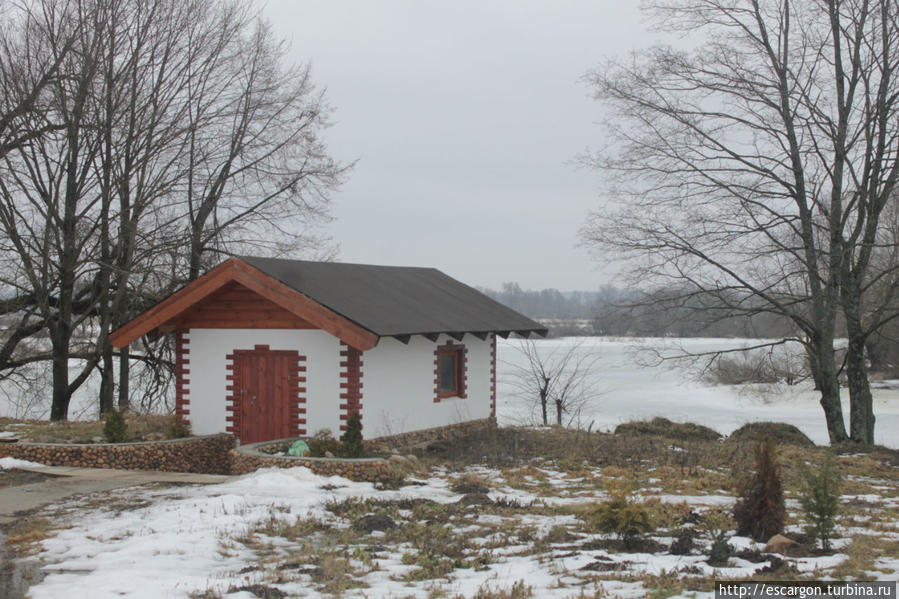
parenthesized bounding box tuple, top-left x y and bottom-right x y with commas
(830, 535, 899, 579)
(0, 413, 189, 443)
(4, 517, 59, 555)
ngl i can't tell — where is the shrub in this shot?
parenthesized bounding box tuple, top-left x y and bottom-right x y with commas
(733, 440, 785, 541)
(340, 411, 363, 458)
(726, 422, 814, 447)
(799, 453, 842, 551)
(102, 409, 129, 443)
(708, 530, 733, 566)
(307, 429, 340, 457)
(614, 417, 722, 442)
(585, 492, 654, 549)
(165, 416, 191, 439)
(705, 351, 808, 386)
(702, 509, 734, 566)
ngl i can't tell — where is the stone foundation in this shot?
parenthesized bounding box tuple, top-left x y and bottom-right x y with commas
(0, 434, 234, 474)
(231, 440, 394, 482)
(363, 417, 496, 453)
(0, 418, 496, 477)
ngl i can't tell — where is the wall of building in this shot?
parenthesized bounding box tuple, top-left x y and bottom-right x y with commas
(185, 329, 342, 439)
(361, 334, 493, 438)
(184, 329, 494, 442)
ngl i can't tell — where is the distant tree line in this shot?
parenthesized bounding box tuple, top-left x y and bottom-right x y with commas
(482, 283, 796, 338)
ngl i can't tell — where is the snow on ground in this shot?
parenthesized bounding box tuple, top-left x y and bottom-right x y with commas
(21, 461, 895, 599)
(0, 456, 46, 470)
(496, 337, 899, 448)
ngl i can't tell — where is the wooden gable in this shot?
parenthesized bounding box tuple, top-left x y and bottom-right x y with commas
(109, 258, 378, 350)
(172, 282, 316, 329)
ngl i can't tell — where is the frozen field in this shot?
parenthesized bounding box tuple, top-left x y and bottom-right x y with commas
(2, 336, 897, 448)
(496, 337, 899, 448)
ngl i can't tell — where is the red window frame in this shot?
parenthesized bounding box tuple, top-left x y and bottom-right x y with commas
(434, 341, 467, 401)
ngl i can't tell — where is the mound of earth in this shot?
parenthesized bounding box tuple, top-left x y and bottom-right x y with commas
(614, 417, 722, 442)
(725, 422, 814, 447)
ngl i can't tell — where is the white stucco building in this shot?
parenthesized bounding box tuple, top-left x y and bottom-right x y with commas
(111, 257, 545, 444)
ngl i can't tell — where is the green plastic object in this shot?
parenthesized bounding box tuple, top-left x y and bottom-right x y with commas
(287, 440, 311, 457)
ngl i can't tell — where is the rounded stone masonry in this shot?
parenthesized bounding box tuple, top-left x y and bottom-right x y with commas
(231, 439, 395, 482)
(0, 434, 234, 474)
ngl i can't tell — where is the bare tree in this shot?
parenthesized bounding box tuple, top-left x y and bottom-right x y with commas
(581, 0, 899, 444)
(181, 8, 346, 280)
(0, 0, 347, 420)
(504, 338, 601, 427)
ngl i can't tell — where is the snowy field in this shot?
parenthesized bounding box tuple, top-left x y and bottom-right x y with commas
(4, 336, 899, 599)
(12, 461, 898, 599)
(497, 337, 899, 448)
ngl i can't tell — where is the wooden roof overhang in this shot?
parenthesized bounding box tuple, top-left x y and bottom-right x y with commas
(109, 258, 380, 350)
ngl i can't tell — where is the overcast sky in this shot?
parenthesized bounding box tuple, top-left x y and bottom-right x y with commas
(263, 1, 651, 291)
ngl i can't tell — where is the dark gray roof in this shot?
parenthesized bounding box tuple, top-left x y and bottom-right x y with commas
(239, 256, 547, 338)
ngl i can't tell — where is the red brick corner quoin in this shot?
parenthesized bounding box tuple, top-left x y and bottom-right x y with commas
(339, 343, 364, 431)
(175, 331, 190, 420)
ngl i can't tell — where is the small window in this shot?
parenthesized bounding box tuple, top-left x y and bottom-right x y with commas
(434, 342, 466, 401)
(438, 352, 458, 394)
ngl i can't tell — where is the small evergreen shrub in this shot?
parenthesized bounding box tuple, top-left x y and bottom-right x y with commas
(799, 453, 842, 551)
(340, 411, 363, 458)
(165, 416, 191, 439)
(732, 440, 785, 541)
(307, 429, 341, 457)
(585, 492, 654, 549)
(702, 509, 734, 566)
(102, 409, 129, 443)
(708, 530, 733, 566)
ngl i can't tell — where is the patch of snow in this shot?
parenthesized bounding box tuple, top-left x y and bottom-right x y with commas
(0, 456, 45, 469)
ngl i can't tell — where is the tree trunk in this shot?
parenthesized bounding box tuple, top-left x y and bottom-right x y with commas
(49, 339, 70, 421)
(555, 399, 563, 426)
(844, 315, 875, 444)
(812, 340, 849, 443)
(99, 344, 114, 414)
(118, 348, 130, 409)
(539, 381, 548, 426)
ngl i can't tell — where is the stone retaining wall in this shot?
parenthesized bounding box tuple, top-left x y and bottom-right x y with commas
(363, 417, 496, 453)
(231, 440, 395, 482)
(0, 434, 234, 474)
(0, 419, 496, 477)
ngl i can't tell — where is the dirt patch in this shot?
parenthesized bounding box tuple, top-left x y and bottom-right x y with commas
(0, 470, 58, 489)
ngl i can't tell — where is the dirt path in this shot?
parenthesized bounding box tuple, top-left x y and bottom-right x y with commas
(0, 466, 232, 599)
(0, 465, 231, 525)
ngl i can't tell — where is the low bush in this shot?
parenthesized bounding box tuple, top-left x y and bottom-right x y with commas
(614, 417, 722, 442)
(102, 410, 128, 443)
(584, 490, 654, 549)
(165, 416, 191, 439)
(340, 411, 363, 458)
(799, 453, 842, 551)
(705, 352, 808, 386)
(733, 440, 785, 541)
(726, 422, 814, 447)
(703, 509, 734, 566)
(307, 429, 340, 457)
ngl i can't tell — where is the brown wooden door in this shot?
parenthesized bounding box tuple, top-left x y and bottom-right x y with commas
(233, 347, 298, 444)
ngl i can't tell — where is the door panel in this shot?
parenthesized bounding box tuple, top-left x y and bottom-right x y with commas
(233, 347, 299, 444)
